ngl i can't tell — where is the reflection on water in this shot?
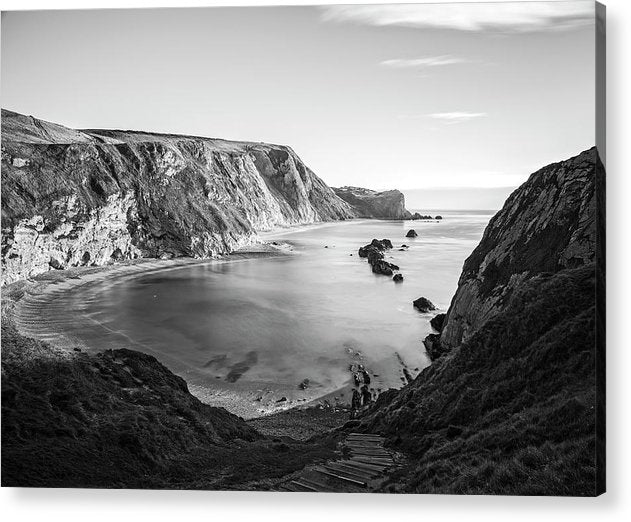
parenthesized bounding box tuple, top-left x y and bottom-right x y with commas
(59, 211, 492, 413)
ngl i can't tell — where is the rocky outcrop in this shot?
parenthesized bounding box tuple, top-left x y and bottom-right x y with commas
(412, 297, 436, 313)
(357, 238, 400, 276)
(439, 147, 600, 351)
(332, 186, 411, 219)
(1, 109, 355, 284)
(347, 147, 603, 495)
(429, 313, 446, 332)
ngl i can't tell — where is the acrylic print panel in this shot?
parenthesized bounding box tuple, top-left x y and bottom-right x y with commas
(0, 1, 605, 495)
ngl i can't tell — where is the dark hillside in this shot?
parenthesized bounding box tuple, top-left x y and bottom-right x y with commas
(353, 264, 597, 495)
(1, 325, 337, 489)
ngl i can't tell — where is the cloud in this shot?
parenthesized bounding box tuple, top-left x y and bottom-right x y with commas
(429, 112, 488, 123)
(320, 2, 594, 33)
(380, 55, 468, 69)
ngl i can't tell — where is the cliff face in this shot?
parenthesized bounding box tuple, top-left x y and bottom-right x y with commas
(439, 148, 599, 350)
(332, 186, 411, 219)
(350, 148, 603, 495)
(1, 110, 355, 284)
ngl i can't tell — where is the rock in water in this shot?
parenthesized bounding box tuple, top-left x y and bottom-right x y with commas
(372, 260, 397, 276)
(430, 313, 446, 332)
(358, 238, 399, 277)
(406, 229, 418, 238)
(413, 297, 436, 313)
(393, 274, 404, 283)
(410, 213, 433, 220)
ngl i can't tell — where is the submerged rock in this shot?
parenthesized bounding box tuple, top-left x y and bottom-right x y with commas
(393, 274, 404, 283)
(406, 229, 418, 238)
(413, 297, 436, 313)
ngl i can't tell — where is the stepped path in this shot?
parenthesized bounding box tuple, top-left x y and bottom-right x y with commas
(276, 433, 398, 493)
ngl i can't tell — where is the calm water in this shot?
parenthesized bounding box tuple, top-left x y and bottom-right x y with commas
(58, 211, 493, 416)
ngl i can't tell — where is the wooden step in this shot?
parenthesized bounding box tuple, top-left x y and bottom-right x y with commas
(315, 468, 368, 487)
(281, 482, 303, 492)
(336, 459, 384, 472)
(352, 456, 393, 467)
(298, 477, 336, 492)
(291, 480, 319, 492)
(350, 452, 391, 459)
(352, 453, 392, 461)
(346, 444, 384, 450)
(346, 459, 388, 472)
(325, 462, 377, 480)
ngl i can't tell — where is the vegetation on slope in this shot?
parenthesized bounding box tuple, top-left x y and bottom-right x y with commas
(349, 264, 597, 495)
(1, 324, 338, 489)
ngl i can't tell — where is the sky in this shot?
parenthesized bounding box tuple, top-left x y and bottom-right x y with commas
(1, 2, 596, 209)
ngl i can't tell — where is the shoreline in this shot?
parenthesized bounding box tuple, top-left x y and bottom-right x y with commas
(2, 239, 354, 420)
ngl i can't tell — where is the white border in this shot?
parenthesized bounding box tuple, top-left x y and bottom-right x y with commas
(1, 1, 629, 521)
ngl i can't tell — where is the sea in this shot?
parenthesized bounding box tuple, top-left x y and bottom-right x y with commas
(55, 210, 494, 418)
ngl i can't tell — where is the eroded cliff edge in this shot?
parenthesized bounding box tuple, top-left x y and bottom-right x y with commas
(439, 147, 599, 351)
(348, 147, 604, 495)
(332, 186, 411, 219)
(1, 109, 356, 284)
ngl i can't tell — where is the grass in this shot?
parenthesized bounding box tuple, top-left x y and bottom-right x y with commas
(352, 264, 598, 496)
(1, 324, 338, 489)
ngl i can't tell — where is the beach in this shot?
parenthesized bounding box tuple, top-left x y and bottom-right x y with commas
(4, 213, 491, 420)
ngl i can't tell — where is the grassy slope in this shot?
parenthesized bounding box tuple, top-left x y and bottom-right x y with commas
(351, 264, 596, 496)
(1, 324, 338, 489)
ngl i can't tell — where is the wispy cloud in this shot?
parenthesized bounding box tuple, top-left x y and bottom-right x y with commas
(380, 55, 468, 69)
(321, 2, 594, 33)
(429, 112, 488, 123)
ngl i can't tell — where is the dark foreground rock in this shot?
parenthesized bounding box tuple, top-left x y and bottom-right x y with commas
(413, 297, 436, 313)
(393, 274, 404, 283)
